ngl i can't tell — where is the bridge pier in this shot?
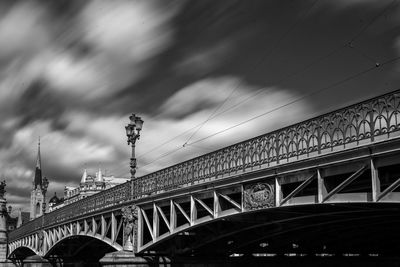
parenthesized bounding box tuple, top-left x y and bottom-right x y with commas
(0, 181, 14, 267)
(0, 197, 8, 262)
(99, 251, 149, 267)
(23, 255, 52, 267)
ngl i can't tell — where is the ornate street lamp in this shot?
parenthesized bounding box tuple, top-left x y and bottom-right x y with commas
(125, 114, 143, 180)
(41, 177, 49, 215)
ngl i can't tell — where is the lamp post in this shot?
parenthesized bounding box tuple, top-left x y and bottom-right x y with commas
(125, 114, 144, 180)
(41, 177, 49, 215)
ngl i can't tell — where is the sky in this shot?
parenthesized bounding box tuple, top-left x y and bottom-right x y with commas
(1, 0, 400, 211)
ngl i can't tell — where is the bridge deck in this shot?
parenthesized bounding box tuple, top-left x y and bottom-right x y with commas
(9, 89, 400, 250)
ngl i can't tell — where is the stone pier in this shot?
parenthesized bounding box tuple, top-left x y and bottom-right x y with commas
(0, 181, 14, 266)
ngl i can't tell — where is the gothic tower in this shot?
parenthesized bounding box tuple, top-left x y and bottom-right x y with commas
(30, 139, 45, 220)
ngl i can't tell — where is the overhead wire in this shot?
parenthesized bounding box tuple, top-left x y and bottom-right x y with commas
(187, 56, 400, 145)
(138, 0, 397, 168)
(182, 80, 240, 147)
(348, 0, 397, 44)
(186, 0, 398, 145)
(140, 147, 185, 169)
(182, 0, 320, 146)
(201, 0, 398, 122)
(348, 42, 379, 65)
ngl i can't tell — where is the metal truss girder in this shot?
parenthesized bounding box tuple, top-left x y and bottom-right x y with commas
(153, 203, 159, 238)
(377, 176, 400, 201)
(84, 219, 89, 235)
(111, 213, 117, 244)
(174, 202, 191, 223)
(141, 208, 155, 240)
(280, 173, 317, 205)
(101, 215, 106, 238)
(114, 216, 123, 244)
(218, 193, 241, 211)
(190, 196, 196, 225)
(194, 197, 214, 217)
(323, 165, 368, 202)
(103, 217, 112, 240)
(92, 217, 97, 235)
(156, 205, 171, 232)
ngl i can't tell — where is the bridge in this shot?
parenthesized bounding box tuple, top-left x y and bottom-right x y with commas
(8, 89, 400, 265)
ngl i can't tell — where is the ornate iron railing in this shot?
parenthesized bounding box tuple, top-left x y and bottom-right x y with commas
(9, 89, 400, 241)
(134, 89, 400, 195)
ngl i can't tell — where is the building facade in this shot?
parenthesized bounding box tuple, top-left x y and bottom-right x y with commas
(49, 169, 129, 211)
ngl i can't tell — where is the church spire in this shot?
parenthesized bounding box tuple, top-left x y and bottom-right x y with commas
(33, 137, 42, 189)
(36, 136, 41, 169)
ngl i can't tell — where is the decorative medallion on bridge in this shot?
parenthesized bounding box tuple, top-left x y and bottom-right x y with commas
(122, 205, 138, 252)
(244, 182, 275, 210)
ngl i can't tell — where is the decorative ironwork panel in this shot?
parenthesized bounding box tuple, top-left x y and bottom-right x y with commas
(244, 182, 275, 210)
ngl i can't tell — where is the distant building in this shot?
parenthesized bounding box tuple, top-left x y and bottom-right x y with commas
(6, 206, 17, 232)
(49, 169, 129, 211)
(17, 210, 30, 227)
(48, 192, 63, 211)
(30, 139, 47, 220)
(6, 206, 30, 230)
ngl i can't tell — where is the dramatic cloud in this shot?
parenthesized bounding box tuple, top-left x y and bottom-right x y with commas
(174, 40, 234, 76)
(44, 0, 182, 100)
(0, 0, 398, 212)
(0, 2, 50, 62)
(0, 2, 51, 112)
(137, 76, 311, 173)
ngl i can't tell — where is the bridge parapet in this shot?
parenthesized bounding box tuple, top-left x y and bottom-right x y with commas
(9, 89, 400, 247)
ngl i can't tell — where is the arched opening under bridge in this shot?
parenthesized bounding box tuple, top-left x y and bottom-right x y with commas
(45, 235, 117, 266)
(8, 246, 37, 265)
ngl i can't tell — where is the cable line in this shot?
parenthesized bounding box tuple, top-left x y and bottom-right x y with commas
(182, 0, 320, 146)
(348, 0, 398, 43)
(140, 147, 185, 169)
(141, 55, 400, 169)
(187, 56, 400, 145)
(182, 79, 241, 146)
